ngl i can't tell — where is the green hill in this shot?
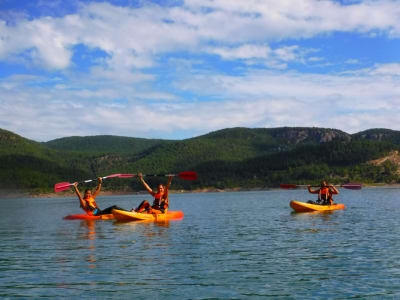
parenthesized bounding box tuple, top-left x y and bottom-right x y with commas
(191, 138, 397, 189)
(0, 129, 93, 193)
(125, 127, 351, 172)
(352, 128, 400, 144)
(0, 128, 51, 158)
(1, 126, 399, 194)
(43, 135, 172, 154)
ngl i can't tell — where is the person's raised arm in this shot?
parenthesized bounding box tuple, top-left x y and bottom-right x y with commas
(73, 182, 85, 208)
(92, 177, 102, 198)
(138, 173, 155, 196)
(165, 175, 173, 192)
(329, 185, 339, 195)
(163, 175, 173, 200)
(307, 185, 319, 194)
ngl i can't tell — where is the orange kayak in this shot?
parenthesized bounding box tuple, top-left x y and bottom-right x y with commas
(112, 209, 184, 222)
(290, 201, 345, 212)
(63, 214, 114, 220)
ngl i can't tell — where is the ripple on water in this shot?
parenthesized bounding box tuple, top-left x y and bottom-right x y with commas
(0, 190, 399, 298)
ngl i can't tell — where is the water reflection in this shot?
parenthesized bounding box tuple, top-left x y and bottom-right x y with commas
(2, 191, 400, 298)
(288, 210, 342, 236)
(290, 211, 335, 219)
(114, 220, 171, 227)
(112, 220, 173, 250)
(80, 220, 97, 269)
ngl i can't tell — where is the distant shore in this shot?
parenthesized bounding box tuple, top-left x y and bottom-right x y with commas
(0, 187, 271, 198)
(28, 187, 269, 198)
(1, 183, 400, 199)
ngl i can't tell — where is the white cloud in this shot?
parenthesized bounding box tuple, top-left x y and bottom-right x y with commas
(208, 44, 271, 60)
(2, 1, 400, 140)
(370, 63, 400, 76)
(1, 62, 400, 140)
(1, 0, 400, 71)
(206, 44, 319, 69)
(183, 0, 400, 39)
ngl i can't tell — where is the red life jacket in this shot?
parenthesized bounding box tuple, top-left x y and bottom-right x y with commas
(319, 187, 332, 204)
(153, 192, 168, 209)
(81, 196, 98, 215)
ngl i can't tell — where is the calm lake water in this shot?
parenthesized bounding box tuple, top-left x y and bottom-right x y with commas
(0, 188, 399, 299)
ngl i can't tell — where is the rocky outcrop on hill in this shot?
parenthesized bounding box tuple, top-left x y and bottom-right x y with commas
(368, 150, 400, 175)
(269, 127, 351, 144)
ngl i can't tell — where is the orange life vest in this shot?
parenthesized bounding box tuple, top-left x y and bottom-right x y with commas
(153, 192, 168, 209)
(81, 196, 98, 215)
(319, 187, 332, 204)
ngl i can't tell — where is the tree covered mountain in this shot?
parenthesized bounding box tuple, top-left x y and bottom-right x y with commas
(0, 127, 399, 194)
(353, 128, 400, 144)
(43, 135, 172, 155)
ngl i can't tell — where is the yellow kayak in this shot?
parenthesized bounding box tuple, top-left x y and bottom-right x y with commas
(290, 201, 345, 212)
(112, 209, 184, 222)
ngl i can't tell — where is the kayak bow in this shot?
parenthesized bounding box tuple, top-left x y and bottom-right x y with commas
(63, 214, 114, 220)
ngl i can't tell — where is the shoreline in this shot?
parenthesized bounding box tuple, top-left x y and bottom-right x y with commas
(3, 183, 400, 199)
(3, 187, 271, 199)
(29, 187, 270, 198)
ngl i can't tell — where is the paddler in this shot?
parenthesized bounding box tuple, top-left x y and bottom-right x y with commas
(73, 177, 123, 215)
(133, 173, 173, 214)
(307, 181, 339, 205)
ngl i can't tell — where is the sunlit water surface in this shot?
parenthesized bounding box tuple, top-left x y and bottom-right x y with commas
(1, 189, 400, 299)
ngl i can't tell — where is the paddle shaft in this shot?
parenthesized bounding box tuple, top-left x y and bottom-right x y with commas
(54, 174, 134, 192)
(280, 183, 362, 190)
(138, 171, 197, 180)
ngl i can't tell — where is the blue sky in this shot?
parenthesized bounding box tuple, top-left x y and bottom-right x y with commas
(1, 0, 400, 141)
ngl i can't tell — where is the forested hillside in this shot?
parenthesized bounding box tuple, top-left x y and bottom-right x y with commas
(43, 135, 172, 155)
(0, 127, 399, 195)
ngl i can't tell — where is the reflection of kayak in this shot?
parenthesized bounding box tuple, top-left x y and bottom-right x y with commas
(112, 209, 184, 222)
(290, 201, 345, 212)
(63, 214, 114, 220)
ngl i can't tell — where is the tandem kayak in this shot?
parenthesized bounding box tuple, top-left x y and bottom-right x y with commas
(63, 214, 114, 220)
(112, 209, 184, 222)
(290, 201, 345, 213)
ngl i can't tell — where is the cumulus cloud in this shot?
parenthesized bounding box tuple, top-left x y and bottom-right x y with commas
(1, 1, 400, 140)
(208, 44, 271, 60)
(1, 62, 400, 140)
(1, 0, 400, 70)
(370, 63, 400, 76)
(206, 44, 318, 68)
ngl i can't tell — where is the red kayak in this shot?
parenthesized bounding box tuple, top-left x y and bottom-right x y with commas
(63, 214, 114, 220)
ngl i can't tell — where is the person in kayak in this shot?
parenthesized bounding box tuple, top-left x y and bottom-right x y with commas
(307, 181, 339, 205)
(73, 177, 123, 215)
(133, 173, 173, 214)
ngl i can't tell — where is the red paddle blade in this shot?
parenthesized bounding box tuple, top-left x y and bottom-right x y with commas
(117, 174, 135, 178)
(341, 183, 362, 190)
(280, 184, 298, 189)
(178, 171, 198, 180)
(54, 182, 72, 192)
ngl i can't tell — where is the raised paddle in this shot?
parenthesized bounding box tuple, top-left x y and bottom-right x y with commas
(139, 171, 198, 181)
(280, 183, 362, 190)
(54, 173, 135, 192)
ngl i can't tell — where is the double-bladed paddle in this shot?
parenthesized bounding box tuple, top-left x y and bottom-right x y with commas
(280, 183, 362, 190)
(54, 171, 198, 192)
(54, 173, 134, 192)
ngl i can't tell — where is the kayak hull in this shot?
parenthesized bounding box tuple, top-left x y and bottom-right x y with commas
(112, 209, 184, 222)
(63, 214, 114, 220)
(290, 201, 345, 212)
